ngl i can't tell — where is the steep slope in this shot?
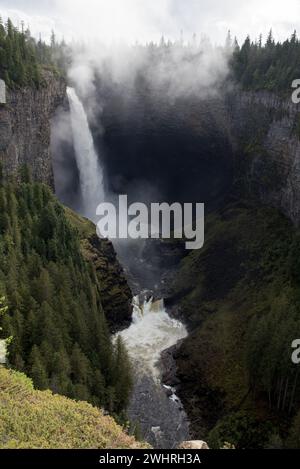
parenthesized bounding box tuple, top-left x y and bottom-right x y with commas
(66, 209, 132, 332)
(169, 202, 300, 448)
(0, 366, 146, 449)
(0, 180, 132, 415)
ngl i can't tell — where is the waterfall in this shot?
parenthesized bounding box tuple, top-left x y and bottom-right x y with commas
(67, 87, 104, 221)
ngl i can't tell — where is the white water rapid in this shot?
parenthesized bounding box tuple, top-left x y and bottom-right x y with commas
(67, 87, 104, 220)
(117, 295, 190, 448)
(119, 296, 187, 380)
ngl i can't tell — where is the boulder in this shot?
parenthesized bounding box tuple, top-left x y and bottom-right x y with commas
(178, 440, 209, 450)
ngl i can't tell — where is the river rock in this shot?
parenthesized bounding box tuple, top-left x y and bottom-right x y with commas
(178, 440, 209, 449)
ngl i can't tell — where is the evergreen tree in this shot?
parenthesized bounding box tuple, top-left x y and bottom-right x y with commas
(113, 336, 133, 413)
(29, 345, 48, 389)
(0, 18, 67, 88)
(230, 29, 300, 93)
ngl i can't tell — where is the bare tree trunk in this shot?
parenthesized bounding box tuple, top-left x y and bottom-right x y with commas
(282, 376, 289, 412)
(277, 376, 284, 411)
(289, 369, 299, 414)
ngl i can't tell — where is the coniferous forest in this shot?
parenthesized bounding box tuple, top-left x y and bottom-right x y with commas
(231, 30, 300, 93)
(0, 17, 66, 87)
(0, 168, 132, 418)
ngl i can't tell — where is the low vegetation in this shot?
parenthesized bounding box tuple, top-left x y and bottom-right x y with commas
(0, 366, 146, 449)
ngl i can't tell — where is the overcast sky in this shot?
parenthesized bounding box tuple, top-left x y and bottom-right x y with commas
(0, 0, 300, 45)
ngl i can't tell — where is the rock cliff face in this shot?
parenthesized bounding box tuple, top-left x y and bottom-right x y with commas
(0, 71, 66, 186)
(228, 90, 300, 225)
(167, 89, 300, 447)
(82, 235, 133, 332)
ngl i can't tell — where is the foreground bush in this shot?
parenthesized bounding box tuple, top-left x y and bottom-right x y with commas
(0, 366, 146, 449)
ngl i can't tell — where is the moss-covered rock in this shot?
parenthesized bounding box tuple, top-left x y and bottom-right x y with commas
(65, 208, 132, 332)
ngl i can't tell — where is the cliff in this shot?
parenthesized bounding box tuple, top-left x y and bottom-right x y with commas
(169, 201, 299, 448)
(228, 90, 300, 225)
(0, 71, 66, 186)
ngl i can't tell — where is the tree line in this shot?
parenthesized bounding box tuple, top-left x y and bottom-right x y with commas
(0, 17, 67, 88)
(230, 29, 300, 93)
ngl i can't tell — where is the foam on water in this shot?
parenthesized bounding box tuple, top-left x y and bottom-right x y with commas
(118, 296, 188, 380)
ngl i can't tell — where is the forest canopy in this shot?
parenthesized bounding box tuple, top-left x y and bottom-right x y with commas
(230, 29, 300, 93)
(0, 17, 66, 88)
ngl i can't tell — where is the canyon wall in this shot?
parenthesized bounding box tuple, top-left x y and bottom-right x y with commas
(0, 71, 66, 186)
(228, 90, 300, 225)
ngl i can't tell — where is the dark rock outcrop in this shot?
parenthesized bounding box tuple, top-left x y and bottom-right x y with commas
(0, 71, 66, 186)
(83, 235, 133, 332)
(66, 209, 133, 332)
(228, 90, 300, 225)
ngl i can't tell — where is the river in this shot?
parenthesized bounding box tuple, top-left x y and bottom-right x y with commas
(117, 294, 190, 448)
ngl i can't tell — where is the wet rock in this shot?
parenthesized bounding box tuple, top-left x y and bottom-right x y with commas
(160, 343, 183, 387)
(128, 374, 190, 449)
(163, 385, 173, 398)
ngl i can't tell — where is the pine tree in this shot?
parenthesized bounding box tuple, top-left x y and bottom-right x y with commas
(113, 336, 133, 413)
(29, 345, 48, 389)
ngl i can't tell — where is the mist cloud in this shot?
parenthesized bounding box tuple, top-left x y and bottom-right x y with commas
(1, 0, 300, 45)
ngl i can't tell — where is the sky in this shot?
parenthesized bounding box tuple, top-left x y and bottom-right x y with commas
(0, 0, 300, 45)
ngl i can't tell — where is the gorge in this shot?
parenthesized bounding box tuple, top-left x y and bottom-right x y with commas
(52, 66, 300, 448)
(63, 85, 191, 448)
(2, 29, 300, 449)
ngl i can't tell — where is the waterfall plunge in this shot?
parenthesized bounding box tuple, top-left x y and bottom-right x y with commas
(118, 296, 188, 380)
(67, 87, 104, 221)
